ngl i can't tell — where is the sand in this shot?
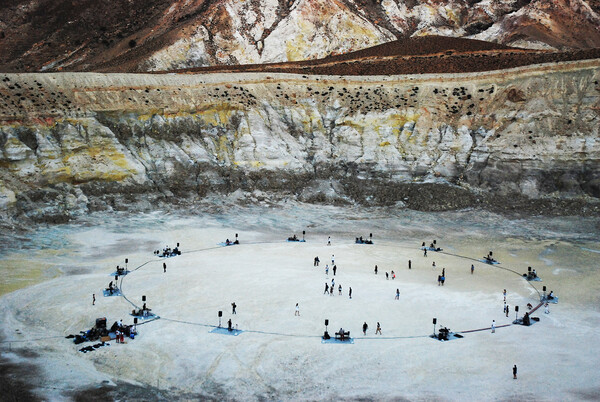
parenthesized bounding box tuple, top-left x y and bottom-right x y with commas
(1, 205, 599, 400)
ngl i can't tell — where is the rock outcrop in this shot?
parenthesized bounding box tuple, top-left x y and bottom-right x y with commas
(1, 58, 599, 221)
(1, 0, 600, 73)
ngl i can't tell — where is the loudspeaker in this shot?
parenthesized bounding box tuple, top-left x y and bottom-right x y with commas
(543, 286, 547, 292)
(489, 251, 493, 256)
(134, 317, 138, 324)
(235, 233, 238, 238)
(370, 233, 372, 238)
(142, 295, 146, 302)
(303, 230, 305, 235)
(433, 240, 437, 244)
(218, 311, 222, 317)
(177, 242, 180, 247)
(433, 318, 437, 324)
(325, 319, 329, 326)
(528, 266, 532, 272)
(515, 306, 519, 312)
(115, 275, 118, 281)
(125, 258, 128, 264)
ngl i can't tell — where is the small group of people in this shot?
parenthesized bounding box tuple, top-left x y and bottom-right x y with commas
(483, 251, 497, 264)
(323, 280, 343, 296)
(437, 268, 446, 286)
(361, 321, 382, 335)
(287, 234, 303, 242)
(106, 280, 118, 295)
(155, 244, 181, 257)
(115, 266, 127, 275)
(112, 319, 136, 343)
(132, 302, 152, 318)
(224, 239, 239, 246)
(355, 236, 373, 244)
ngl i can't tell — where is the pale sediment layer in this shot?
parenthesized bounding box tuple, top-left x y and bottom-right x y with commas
(1, 60, 600, 222)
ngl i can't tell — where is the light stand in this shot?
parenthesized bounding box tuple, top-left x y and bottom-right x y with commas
(433, 318, 437, 337)
(125, 258, 128, 271)
(218, 311, 222, 327)
(515, 305, 519, 321)
(302, 230, 305, 241)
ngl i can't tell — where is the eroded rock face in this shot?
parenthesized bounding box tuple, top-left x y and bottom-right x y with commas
(1, 60, 599, 220)
(1, 0, 599, 73)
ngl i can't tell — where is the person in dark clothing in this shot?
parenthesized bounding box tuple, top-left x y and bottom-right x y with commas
(385, 272, 389, 280)
(362, 322, 368, 335)
(314, 256, 320, 266)
(424, 249, 427, 257)
(333, 265, 337, 275)
(349, 287, 352, 299)
(228, 319, 232, 331)
(163, 262, 166, 273)
(374, 265, 378, 274)
(231, 302, 237, 314)
(513, 365, 517, 379)
(324, 283, 329, 294)
(408, 260, 411, 269)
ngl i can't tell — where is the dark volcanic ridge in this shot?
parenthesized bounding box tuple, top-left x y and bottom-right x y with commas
(177, 36, 600, 76)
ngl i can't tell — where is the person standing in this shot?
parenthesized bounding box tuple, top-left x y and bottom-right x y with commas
(374, 265, 378, 274)
(471, 264, 474, 275)
(424, 249, 427, 257)
(438, 275, 442, 286)
(362, 322, 368, 335)
(231, 302, 237, 314)
(314, 256, 320, 266)
(513, 365, 517, 379)
(163, 262, 166, 273)
(505, 304, 509, 318)
(375, 322, 382, 335)
(331, 255, 335, 265)
(544, 303, 550, 314)
(408, 260, 411, 270)
(391, 270, 395, 280)
(395, 289, 400, 300)
(325, 265, 329, 276)
(92, 294, 95, 306)
(295, 303, 300, 316)
(491, 320, 496, 333)
(327, 236, 331, 246)
(503, 289, 507, 301)
(338, 284, 342, 295)
(349, 287, 352, 299)
(228, 319, 232, 331)
(385, 272, 389, 280)
(333, 265, 337, 276)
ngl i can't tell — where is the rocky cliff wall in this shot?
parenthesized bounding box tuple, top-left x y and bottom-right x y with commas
(1, 60, 599, 221)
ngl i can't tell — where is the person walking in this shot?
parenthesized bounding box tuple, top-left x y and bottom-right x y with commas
(338, 284, 342, 295)
(314, 256, 320, 266)
(375, 322, 382, 335)
(544, 303, 550, 314)
(471, 264, 474, 274)
(295, 303, 300, 316)
(491, 320, 496, 333)
(395, 289, 400, 300)
(408, 260, 411, 270)
(503, 289, 507, 301)
(438, 275, 442, 286)
(505, 304, 509, 318)
(324, 283, 329, 294)
(325, 265, 329, 275)
(92, 294, 95, 306)
(362, 322, 368, 335)
(333, 265, 337, 276)
(163, 262, 166, 273)
(513, 365, 517, 379)
(231, 302, 237, 314)
(331, 255, 335, 265)
(327, 236, 331, 246)
(386, 272, 389, 280)
(391, 270, 395, 280)
(349, 287, 352, 299)
(374, 265, 378, 274)
(424, 249, 427, 257)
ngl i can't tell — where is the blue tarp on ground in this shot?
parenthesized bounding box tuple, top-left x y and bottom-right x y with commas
(479, 259, 500, 265)
(103, 289, 122, 297)
(210, 327, 243, 336)
(321, 337, 354, 344)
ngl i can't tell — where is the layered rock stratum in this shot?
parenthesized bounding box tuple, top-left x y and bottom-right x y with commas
(1, 38, 599, 221)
